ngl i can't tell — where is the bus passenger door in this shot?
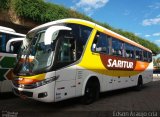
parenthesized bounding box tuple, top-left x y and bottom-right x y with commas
(54, 36, 77, 102)
(55, 66, 76, 102)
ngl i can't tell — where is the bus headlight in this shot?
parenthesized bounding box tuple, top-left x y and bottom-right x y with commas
(19, 76, 59, 89)
(36, 76, 57, 87)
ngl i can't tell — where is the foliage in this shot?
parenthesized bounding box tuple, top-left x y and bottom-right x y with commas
(2, 0, 160, 53)
(0, 0, 10, 10)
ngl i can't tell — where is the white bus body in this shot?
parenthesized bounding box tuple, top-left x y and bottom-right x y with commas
(12, 19, 152, 103)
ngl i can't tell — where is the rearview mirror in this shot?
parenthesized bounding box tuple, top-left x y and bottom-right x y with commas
(44, 26, 72, 45)
(6, 38, 25, 53)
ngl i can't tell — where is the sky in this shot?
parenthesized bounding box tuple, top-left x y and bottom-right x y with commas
(46, 0, 160, 46)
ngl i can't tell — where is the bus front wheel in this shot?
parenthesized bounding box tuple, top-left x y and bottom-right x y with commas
(81, 78, 100, 105)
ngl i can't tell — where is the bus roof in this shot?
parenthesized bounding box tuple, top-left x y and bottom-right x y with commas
(29, 18, 151, 53)
(29, 18, 95, 33)
(0, 26, 25, 37)
(0, 26, 16, 32)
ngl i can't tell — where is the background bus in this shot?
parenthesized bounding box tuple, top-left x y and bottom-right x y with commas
(12, 18, 153, 104)
(0, 26, 25, 93)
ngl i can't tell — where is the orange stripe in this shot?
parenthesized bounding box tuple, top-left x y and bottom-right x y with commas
(134, 61, 149, 71)
(20, 58, 34, 63)
(18, 78, 40, 85)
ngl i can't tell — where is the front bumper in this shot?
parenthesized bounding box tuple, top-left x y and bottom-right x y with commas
(12, 81, 56, 102)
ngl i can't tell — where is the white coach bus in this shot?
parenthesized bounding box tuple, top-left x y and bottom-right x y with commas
(12, 19, 152, 104)
(0, 26, 25, 92)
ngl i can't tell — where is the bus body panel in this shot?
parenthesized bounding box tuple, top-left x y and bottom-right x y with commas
(76, 68, 103, 96)
(142, 61, 153, 84)
(0, 80, 12, 92)
(0, 53, 17, 92)
(54, 65, 77, 102)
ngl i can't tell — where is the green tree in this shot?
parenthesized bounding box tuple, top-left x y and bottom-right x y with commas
(1, 0, 160, 54)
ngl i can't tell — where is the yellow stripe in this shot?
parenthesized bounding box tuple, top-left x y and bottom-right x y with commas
(77, 28, 148, 77)
(19, 73, 46, 80)
(66, 19, 95, 28)
(95, 25, 104, 32)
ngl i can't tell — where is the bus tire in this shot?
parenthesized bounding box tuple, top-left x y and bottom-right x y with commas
(135, 76, 143, 91)
(81, 78, 100, 105)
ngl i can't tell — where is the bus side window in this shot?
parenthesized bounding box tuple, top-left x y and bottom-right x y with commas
(111, 38, 123, 57)
(10, 41, 22, 54)
(67, 24, 92, 60)
(148, 52, 152, 62)
(125, 43, 135, 59)
(57, 34, 76, 63)
(91, 32, 109, 54)
(135, 47, 143, 61)
(0, 33, 7, 52)
(139, 49, 143, 61)
(0, 33, 2, 52)
(143, 51, 148, 62)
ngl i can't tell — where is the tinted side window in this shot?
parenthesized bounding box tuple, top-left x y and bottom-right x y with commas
(10, 41, 22, 54)
(57, 36, 75, 63)
(67, 24, 92, 60)
(148, 52, 152, 62)
(0, 33, 7, 52)
(135, 47, 143, 61)
(0, 33, 3, 52)
(0, 33, 23, 53)
(92, 32, 109, 54)
(112, 38, 124, 57)
(125, 43, 135, 59)
(79, 25, 92, 46)
(67, 24, 92, 48)
(143, 51, 148, 62)
(54, 24, 93, 69)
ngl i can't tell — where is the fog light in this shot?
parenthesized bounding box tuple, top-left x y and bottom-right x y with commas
(38, 92, 48, 98)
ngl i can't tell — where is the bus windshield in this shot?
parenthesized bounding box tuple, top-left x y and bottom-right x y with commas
(29, 30, 54, 71)
(13, 24, 93, 76)
(14, 29, 59, 75)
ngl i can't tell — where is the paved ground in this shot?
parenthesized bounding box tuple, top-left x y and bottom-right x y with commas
(0, 78, 160, 117)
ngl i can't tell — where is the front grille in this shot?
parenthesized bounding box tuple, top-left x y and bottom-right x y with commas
(13, 88, 33, 97)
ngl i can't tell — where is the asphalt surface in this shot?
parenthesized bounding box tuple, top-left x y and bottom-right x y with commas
(0, 78, 160, 117)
